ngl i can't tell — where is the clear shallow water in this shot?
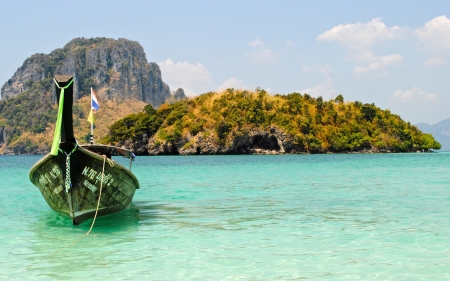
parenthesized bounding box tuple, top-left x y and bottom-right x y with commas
(1, 153, 449, 280)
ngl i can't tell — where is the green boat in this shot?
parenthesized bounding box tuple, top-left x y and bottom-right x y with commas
(29, 75, 140, 225)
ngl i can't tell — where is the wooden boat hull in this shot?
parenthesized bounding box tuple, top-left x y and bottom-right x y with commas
(29, 143, 140, 225)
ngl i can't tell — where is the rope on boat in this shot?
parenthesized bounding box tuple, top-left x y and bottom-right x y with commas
(11, 155, 114, 277)
(58, 143, 78, 192)
(86, 155, 114, 235)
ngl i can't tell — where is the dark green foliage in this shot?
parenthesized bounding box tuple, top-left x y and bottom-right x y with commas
(286, 93, 303, 114)
(316, 96, 324, 112)
(105, 112, 160, 143)
(306, 136, 322, 152)
(189, 118, 205, 136)
(335, 94, 344, 103)
(164, 102, 188, 126)
(420, 134, 441, 150)
(104, 100, 189, 144)
(0, 80, 56, 144)
(361, 103, 377, 121)
(144, 104, 156, 115)
(215, 121, 232, 144)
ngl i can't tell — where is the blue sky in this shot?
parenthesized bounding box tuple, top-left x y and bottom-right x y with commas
(1, 0, 449, 124)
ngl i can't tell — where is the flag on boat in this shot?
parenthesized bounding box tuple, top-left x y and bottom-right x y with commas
(91, 88, 100, 111)
(87, 88, 99, 124)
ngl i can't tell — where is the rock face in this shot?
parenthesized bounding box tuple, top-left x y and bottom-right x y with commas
(1, 37, 172, 107)
(0, 126, 4, 145)
(173, 88, 187, 100)
(1, 54, 47, 100)
(120, 124, 414, 156)
(127, 126, 300, 155)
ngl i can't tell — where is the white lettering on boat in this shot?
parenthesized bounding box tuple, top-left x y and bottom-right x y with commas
(39, 174, 48, 186)
(49, 165, 61, 179)
(82, 166, 90, 175)
(39, 173, 53, 188)
(82, 166, 99, 180)
(81, 165, 114, 187)
(39, 165, 62, 188)
(95, 172, 114, 186)
(83, 180, 97, 192)
(53, 186, 63, 194)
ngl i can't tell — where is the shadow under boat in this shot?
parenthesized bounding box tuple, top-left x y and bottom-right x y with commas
(33, 200, 166, 232)
(29, 75, 140, 225)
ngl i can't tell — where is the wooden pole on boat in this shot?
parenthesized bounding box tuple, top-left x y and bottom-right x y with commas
(90, 114, 94, 144)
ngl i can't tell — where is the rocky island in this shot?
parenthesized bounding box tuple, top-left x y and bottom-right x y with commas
(106, 89, 441, 155)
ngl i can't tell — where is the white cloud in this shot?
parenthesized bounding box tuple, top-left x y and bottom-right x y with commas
(301, 77, 336, 99)
(246, 49, 280, 63)
(249, 38, 264, 48)
(318, 19, 405, 77)
(301, 64, 315, 73)
(416, 15, 450, 51)
(423, 57, 446, 67)
(353, 53, 403, 76)
(347, 50, 378, 62)
(317, 18, 404, 49)
(218, 77, 248, 91)
(246, 38, 280, 63)
(391, 87, 437, 103)
(286, 40, 295, 46)
(301, 64, 333, 75)
(158, 58, 213, 96)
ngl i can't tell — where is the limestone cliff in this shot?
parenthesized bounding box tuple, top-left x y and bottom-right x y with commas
(1, 37, 171, 106)
(0, 37, 182, 154)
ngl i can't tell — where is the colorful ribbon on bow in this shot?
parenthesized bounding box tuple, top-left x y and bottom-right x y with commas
(51, 78, 74, 156)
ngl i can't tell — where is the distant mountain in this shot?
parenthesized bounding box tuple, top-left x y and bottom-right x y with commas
(416, 118, 450, 151)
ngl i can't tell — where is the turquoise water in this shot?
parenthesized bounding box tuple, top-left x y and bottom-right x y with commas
(1, 153, 449, 280)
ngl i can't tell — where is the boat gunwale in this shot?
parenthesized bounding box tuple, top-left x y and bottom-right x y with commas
(30, 144, 140, 189)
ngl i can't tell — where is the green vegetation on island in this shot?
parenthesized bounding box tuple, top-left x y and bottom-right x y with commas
(105, 89, 441, 154)
(0, 79, 56, 153)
